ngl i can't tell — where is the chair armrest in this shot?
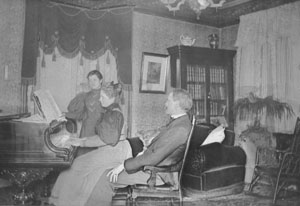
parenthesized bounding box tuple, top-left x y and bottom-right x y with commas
(144, 165, 172, 173)
(144, 163, 181, 173)
(274, 147, 291, 162)
(143, 162, 181, 189)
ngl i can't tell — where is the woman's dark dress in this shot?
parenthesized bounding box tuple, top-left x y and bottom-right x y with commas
(66, 89, 104, 156)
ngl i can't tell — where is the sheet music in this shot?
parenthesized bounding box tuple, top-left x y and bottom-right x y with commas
(33, 89, 63, 123)
(17, 90, 62, 124)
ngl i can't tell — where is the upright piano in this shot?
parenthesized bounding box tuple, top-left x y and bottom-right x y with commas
(0, 113, 78, 204)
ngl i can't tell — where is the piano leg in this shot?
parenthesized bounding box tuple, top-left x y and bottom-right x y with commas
(0, 168, 52, 205)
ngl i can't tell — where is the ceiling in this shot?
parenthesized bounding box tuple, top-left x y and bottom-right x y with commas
(51, 0, 300, 27)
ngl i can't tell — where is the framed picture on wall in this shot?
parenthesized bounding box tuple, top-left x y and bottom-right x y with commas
(140, 52, 169, 94)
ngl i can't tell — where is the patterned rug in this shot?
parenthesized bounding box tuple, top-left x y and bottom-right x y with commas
(182, 184, 300, 206)
(0, 181, 299, 206)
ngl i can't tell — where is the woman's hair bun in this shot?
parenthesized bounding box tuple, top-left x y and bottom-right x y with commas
(108, 81, 122, 94)
(102, 81, 123, 98)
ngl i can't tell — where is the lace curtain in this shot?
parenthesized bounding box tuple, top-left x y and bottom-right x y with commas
(235, 1, 300, 134)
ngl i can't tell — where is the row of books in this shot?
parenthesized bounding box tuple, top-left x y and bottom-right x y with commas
(187, 84, 227, 100)
(210, 84, 227, 100)
(192, 100, 205, 116)
(210, 66, 227, 83)
(186, 65, 227, 84)
(191, 100, 227, 116)
(187, 84, 206, 99)
(186, 65, 206, 83)
(196, 116, 227, 126)
(210, 102, 226, 116)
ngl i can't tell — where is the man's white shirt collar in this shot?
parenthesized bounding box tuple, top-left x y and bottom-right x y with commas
(171, 113, 186, 119)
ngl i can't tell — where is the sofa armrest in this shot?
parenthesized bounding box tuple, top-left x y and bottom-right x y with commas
(184, 143, 246, 175)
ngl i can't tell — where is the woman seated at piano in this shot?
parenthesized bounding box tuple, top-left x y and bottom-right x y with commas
(49, 82, 130, 206)
(67, 82, 124, 148)
(65, 70, 105, 156)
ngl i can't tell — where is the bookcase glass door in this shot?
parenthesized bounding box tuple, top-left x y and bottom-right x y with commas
(186, 64, 228, 125)
(208, 66, 227, 125)
(167, 46, 235, 129)
(186, 64, 206, 121)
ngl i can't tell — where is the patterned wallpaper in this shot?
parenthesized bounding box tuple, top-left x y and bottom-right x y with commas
(220, 24, 239, 50)
(0, 0, 25, 113)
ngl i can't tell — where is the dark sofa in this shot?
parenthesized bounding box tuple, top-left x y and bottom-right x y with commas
(182, 123, 246, 192)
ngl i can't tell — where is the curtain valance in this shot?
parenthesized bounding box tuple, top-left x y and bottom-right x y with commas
(22, 0, 133, 85)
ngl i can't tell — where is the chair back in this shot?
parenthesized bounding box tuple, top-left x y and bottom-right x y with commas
(279, 117, 300, 176)
(291, 117, 300, 154)
(272, 117, 300, 204)
(249, 117, 300, 204)
(130, 116, 196, 205)
(178, 115, 196, 195)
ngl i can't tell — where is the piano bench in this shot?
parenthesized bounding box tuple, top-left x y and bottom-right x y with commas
(112, 186, 132, 206)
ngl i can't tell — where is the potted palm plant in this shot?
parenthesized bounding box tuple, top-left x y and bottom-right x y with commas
(234, 92, 294, 183)
(233, 92, 294, 138)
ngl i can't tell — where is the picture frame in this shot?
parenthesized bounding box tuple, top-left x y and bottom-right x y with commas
(139, 52, 169, 94)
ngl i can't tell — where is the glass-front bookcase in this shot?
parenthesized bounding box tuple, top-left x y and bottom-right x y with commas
(167, 46, 236, 129)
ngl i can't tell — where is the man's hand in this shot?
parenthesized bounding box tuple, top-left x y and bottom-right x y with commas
(107, 163, 124, 183)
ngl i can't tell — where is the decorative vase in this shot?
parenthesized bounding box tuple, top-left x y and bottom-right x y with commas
(208, 34, 219, 49)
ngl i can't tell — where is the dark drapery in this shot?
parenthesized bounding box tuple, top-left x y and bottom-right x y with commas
(22, 0, 132, 85)
(21, 0, 40, 85)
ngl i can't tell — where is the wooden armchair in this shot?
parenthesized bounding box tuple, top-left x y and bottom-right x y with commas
(130, 116, 196, 206)
(249, 117, 300, 204)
